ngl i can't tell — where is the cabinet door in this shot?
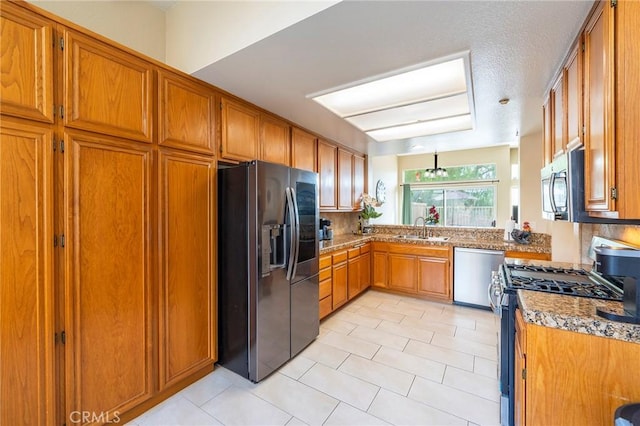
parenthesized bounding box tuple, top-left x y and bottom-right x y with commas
(158, 70, 214, 154)
(65, 132, 154, 419)
(353, 154, 365, 209)
(0, 4, 54, 123)
(318, 140, 337, 210)
(565, 41, 582, 146)
(220, 97, 260, 162)
(347, 256, 361, 299)
(337, 149, 353, 210)
(0, 119, 55, 426)
(542, 95, 552, 166)
(550, 73, 565, 158)
(291, 127, 316, 172)
(260, 114, 290, 166)
(387, 254, 416, 293)
(417, 256, 450, 301)
(332, 262, 348, 309)
(360, 251, 371, 291)
(64, 30, 153, 143)
(514, 309, 527, 426)
(583, 1, 616, 213)
(372, 251, 387, 288)
(158, 149, 216, 389)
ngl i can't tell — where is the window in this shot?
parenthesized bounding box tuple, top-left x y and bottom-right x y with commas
(402, 164, 497, 227)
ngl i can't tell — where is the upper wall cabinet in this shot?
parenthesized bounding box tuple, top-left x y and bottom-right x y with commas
(220, 96, 260, 162)
(550, 72, 565, 159)
(565, 41, 582, 147)
(64, 30, 153, 143)
(260, 114, 290, 166)
(158, 70, 215, 155)
(0, 5, 54, 123)
(353, 154, 366, 209)
(291, 127, 317, 172)
(337, 148, 353, 210)
(318, 139, 337, 210)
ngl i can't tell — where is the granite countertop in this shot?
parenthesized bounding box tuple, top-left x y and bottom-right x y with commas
(319, 232, 550, 255)
(518, 290, 640, 344)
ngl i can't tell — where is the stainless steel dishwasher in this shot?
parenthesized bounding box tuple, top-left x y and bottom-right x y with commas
(453, 247, 504, 308)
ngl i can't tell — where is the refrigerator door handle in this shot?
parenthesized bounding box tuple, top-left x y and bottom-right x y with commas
(285, 187, 297, 281)
(290, 186, 300, 281)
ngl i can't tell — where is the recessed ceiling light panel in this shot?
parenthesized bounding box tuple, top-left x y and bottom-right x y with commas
(309, 52, 475, 142)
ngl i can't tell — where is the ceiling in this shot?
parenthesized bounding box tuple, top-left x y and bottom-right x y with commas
(185, 1, 593, 156)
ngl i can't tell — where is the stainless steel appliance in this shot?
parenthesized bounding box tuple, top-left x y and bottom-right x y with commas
(541, 148, 640, 224)
(489, 236, 630, 426)
(218, 161, 320, 382)
(594, 246, 640, 324)
(319, 217, 332, 240)
(453, 247, 504, 308)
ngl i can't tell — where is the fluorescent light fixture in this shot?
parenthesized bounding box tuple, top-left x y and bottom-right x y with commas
(309, 52, 474, 142)
(366, 114, 472, 142)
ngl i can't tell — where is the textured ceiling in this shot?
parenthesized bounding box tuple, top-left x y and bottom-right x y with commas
(191, 0, 594, 155)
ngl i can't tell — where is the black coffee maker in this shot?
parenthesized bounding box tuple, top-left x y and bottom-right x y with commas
(319, 218, 332, 240)
(595, 246, 640, 324)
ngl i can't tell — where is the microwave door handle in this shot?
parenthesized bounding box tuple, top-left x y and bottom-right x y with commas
(285, 187, 296, 281)
(549, 173, 558, 214)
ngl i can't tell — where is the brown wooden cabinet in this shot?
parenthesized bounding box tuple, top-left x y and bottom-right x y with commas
(64, 132, 155, 419)
(158, 149, 216, 389)
(582, 0, 640, 219)
(331, 250, 348, 310)
(318, 139, 337, 210)
(550, 73, 565, 159)
(0, 5, 54, 123)
(565, 40, 582, 146)
(377, 243, 452, 301)
(0, 118, 55, 426)
(417, 256, 450, 301)
(542, 95, 552, 166)
(63, 29, 153, 143)
(522, 317, 640, 425)
(514, 309, 527, 426)
(360, 246, 371, 291)
(346, 244, 371, 299)
(338, 148, 353, 210)
(158, 70, 215, 154)
(352, 154, 366, 209)
(291, 127, 316, 172)
(319, 255, 333, 319)
(220, 96, 260, 162)
(260, 114, 290, 166)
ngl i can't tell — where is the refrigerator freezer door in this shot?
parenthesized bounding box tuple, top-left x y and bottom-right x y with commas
(291, 274, 319, 357)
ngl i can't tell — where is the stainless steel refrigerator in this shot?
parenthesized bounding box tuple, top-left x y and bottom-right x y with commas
(218, 161, 319, 382)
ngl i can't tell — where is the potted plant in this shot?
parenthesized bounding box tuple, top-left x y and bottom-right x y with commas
(360, 193, 382, 232)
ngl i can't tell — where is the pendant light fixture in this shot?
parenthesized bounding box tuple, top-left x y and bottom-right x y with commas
(425, 151, 448, 178)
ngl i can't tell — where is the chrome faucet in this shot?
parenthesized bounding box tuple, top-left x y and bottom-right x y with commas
(413, 216, 426, 238)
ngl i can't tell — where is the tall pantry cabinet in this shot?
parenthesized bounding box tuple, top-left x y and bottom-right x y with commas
(0, 2, 217, 425)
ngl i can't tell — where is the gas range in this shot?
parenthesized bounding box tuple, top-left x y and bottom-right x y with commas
(501, 263, 623, 301)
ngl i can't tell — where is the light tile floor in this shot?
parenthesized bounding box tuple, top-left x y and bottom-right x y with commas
(130, 290, 500, 426)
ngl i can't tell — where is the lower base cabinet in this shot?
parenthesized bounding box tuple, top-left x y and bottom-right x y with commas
(373, 243, 452, 301)
(319, 255, 333, 319)
(518, 309, 640, 425)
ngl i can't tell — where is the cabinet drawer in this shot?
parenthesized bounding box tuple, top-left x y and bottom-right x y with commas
(319, 268, 332, 282)
(360, 243, 371, 254)
(332, 250, 348, 264)
(319, 255, 332, 270)
(348, 247, 361, 259)
(319, 278, 332, 300)
(319, 296, 332, 319)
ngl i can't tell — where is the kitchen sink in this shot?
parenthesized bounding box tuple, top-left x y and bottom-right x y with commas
(394, 235, 450, 242)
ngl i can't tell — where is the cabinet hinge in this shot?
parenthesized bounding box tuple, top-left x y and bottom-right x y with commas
(60, 140, 65, 153)
(53, 138, 56, 152)
(53, 235, 58, 247)
(582, 42, 585, 52)
(611, 187, 618, 200)
(59, 37, 64, 51)
(60, 234, 65, 248)
(60, 331, 66, 345)
(611, 0, 617, 7)
(522, 368, 527, 380)
(59, 105, 64, 119)
(220, 102, 223, 110)
(582, 125, 585, 136)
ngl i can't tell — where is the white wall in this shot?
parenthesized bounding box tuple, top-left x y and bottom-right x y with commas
(395, 146, 512, 226)
(369, 155, 398, 224)
(165, 1, 339, 74)
(518, 131, 547, 233)
(29, 0, 166, 62)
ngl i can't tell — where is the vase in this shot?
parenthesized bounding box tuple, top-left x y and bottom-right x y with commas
(362, 218, 372, 234)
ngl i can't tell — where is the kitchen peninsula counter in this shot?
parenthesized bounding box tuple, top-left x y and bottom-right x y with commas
(518, 290, 640, 344)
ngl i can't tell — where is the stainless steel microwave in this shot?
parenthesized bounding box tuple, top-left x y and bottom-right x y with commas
(541, 148, 639, 224)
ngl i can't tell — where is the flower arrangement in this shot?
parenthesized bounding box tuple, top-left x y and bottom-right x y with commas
(360, 193, 383, 220)
(426, 205, 440, 224)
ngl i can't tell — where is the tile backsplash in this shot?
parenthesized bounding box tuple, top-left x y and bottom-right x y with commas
(320, 212, 361, 236)
(580, 223, 640, 263)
